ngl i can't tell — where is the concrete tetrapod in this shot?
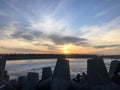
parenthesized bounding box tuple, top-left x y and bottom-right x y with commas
(109, 60, 120, 85)
(39, 58, 77, 90)
(22, 72, 39, 90)
(87, 58, 120, 90)
(0, 56, 6, 89)
(16, 76, 26, 90)
(51, 58, 70, 90)
(87, 58, 110, 86)
(0, 57, 6, 85)
(4, 71, 10, 83)
(42, 67, 52, 80)
(38, 67, 52, 90)
(0, 57, 15, 90)
(109, 60, 120, 75)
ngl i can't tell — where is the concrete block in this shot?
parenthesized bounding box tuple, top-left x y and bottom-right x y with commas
(10, 79, 16, 88)
(87, 58, 110, 86)
(22, 72, 39, 90)
(4, 70, 10, 82)
(42, 67, 52, 80)
(109, 60, 120, 75)
(51, 58, 70, 90)
(0, 57, 6, 84)
(16, 76, 26, 90)
(52, 58, 70, 80)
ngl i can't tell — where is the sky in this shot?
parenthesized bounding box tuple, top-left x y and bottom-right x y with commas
(0, 0, 120, 54)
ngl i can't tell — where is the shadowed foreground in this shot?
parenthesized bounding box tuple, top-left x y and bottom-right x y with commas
(0, 56, 120, 90)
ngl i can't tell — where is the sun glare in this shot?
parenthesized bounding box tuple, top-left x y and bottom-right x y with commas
(61, 44, 72, 54)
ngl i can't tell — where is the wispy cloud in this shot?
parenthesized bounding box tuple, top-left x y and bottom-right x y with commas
(11, 30, 43, 41)
(50, 35, 87, 45)
(95, 8, 112, 17)
(76, 16, 120, 54)
(78, 16, 120, 45)
(0, 46, 50, 54)
(93, 44, 120, 48)
(0, 21, 17, 39)
(30, 16, 72, 36)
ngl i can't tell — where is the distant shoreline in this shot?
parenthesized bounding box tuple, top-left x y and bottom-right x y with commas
(0, 54, 120, 60)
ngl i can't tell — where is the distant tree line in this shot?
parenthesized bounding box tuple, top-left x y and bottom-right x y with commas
(0, 54, 120, 60)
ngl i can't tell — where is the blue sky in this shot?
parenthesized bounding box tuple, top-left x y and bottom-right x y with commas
(0, 0, 120, 54)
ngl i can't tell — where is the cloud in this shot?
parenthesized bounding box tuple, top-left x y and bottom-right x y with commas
(93, 47, 120, 55)
(0, 11, 8, 17)
(0, 20, 88, 48)
(1, 16, 120, 54)
(30, 16, 72, 36)
(78, 16, 120, 45)
(0, 46, 47, 53)
(0, 21, 44, 41)
(3, 0, 32, 20)
(50, 35, 87, 45)
(95, 8, 112, 17)
(93, 44, 120, 48)
(0, 17, 89, 49)
(11, 30, 44, 41)
(42, 44, 57, 50)
(0, 22, 17, 39)
(74, 41, 90, 46)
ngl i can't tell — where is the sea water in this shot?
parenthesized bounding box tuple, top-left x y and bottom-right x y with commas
(5, 58, 114, 79)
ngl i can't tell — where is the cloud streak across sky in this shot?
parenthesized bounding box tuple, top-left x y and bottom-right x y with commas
(0, 0, 120, 54)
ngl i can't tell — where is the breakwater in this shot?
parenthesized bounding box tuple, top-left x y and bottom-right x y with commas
(0, 55, 120, 90)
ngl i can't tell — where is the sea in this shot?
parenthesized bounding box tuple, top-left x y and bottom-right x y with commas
(5, 58, 116, 80)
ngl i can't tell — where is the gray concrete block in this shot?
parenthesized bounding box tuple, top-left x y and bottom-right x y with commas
(22, 72, 39, 90)
(38, 78, 51, 90)
(4, 71, 10, 82)
(51, 78, 69, 90)
(87, 58, 110, 86)
(16, 76, 26, 90)
(109, 60, 120, 75)
(10, 79, 16, 88)
(51, 58, 70, 90)
(42, 67, 52, 80)
(52, 58, 70, 80)
(0, 57, 6, 84)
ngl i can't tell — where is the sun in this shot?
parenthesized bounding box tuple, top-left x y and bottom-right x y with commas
(61, 44, 72, 54)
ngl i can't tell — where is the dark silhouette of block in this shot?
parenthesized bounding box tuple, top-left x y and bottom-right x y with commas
(51, 79, 69, 90)
(4, 70, 10, 82)
(0, 57, 6, 84)
(87, 58, 110, 86)
(42, 67, 52, 80)
(51, 58, 70, 90)
(38, 67, 52, 89)
(10, 79, 16, 88)
(0, 57, 15, 90)
(3, 80, 16, 90)
(52, 58, 70, 79)
(16, 76, 26, 90)
(109, 60, 120, 75)
(0, 84, 5, 90)
(22, 72, 39, 90)
(109, 60, 120, 85)
(38, 78, 51, 90)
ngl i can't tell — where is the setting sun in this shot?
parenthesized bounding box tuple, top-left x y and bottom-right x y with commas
(61, 44, 73, 54)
